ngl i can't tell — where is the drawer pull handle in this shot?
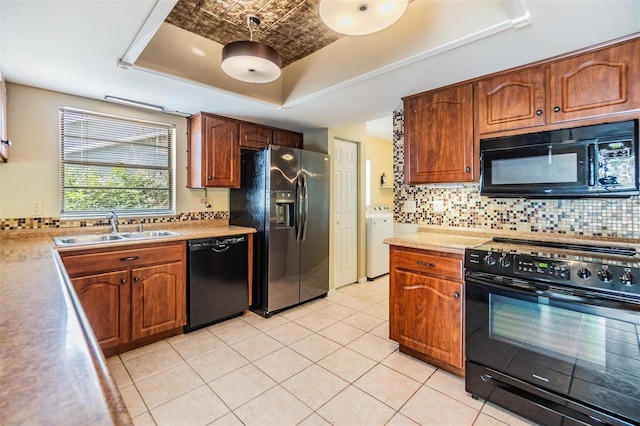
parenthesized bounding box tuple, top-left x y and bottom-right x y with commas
(453, 292, 460, 299)
(120, 279, 126, 284)
(416, 261, 435, 267)
(119, 256, 139, 261)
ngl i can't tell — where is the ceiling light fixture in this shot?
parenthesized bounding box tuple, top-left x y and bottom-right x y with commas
(104, 96, 192, 117)
(104, 96, 164, 111)
(318, 0, 408, 36)
(221, 15, 281, 84)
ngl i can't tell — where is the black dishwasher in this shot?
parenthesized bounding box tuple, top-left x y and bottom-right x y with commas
(185, 235, 249, 333)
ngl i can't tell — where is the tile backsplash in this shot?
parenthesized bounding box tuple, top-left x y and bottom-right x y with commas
(392, 110, 640, 240)
(0, 211, 228, 232)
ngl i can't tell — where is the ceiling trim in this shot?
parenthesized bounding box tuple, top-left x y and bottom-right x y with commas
(503, 0, 531, 28)
(124, 61, 283, 110)
(117, 0, 531, 111)
(120, 0, 178, 67)
(282, 12, 531, 108)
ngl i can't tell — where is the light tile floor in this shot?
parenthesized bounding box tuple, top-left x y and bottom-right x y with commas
(108, 276, 537, 426)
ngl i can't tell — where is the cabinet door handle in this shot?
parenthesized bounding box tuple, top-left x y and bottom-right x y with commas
(133, 277, 140, 282)
(120, 279, 126, 284)
(553, 106, 561, 112)
(535, 109, 543, 116)
(208, 176, 212, 180)
(119, 256, 139, 262)
(453, 292, 460, 299)
(416, 261, 435, 267)
(464, 167, 471, 173)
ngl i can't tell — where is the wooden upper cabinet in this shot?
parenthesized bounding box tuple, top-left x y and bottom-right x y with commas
(239, 123, 272, 150)
(549, 39, 640, 123)
(273, 129, 303, 148)
(476, 66, 546, 134)
(188, 113, 240, 188)
(476, 38, 640, 134)
(403, 83, 474, 184)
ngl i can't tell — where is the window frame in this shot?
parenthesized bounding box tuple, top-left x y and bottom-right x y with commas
(59, 107, 177, 219)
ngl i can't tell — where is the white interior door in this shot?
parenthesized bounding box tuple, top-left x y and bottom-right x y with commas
(333, 139, 358, 288)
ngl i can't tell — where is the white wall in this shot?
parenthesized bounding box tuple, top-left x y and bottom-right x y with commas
(0, 83, 228, 219)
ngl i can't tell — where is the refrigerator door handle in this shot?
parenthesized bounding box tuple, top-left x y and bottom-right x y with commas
(296, 173, 304, 242)
(302, 173, 309, 241)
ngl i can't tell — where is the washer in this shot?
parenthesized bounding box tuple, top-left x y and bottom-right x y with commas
(366, 205, 393, 280)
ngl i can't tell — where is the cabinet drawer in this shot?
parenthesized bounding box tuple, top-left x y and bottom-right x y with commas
(392, 248, 463, 281)
(62, 243, 185, 277)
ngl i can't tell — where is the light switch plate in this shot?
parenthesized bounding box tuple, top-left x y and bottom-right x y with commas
(404, 200, 416, 213)
(29, 201, 44, 216)
(433, 199, 444, 213)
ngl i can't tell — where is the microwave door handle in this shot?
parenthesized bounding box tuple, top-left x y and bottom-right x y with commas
(587, 143, 596, 186)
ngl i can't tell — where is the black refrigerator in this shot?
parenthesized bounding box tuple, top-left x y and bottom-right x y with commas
(230, 145, 330, 317)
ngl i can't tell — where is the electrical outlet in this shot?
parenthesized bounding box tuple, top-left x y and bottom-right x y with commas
(433, 199, 445, 213)
(30, 201, 44, 216)
(403, 200, 416, 213)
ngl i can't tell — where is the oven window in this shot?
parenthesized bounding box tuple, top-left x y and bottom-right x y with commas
(489, 294, 637, 366)
(491, 152, 578, 185)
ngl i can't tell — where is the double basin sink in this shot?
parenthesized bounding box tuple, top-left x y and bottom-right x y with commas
(53, 230, 181, 247)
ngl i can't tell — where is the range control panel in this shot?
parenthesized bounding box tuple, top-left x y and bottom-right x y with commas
(465, 249, 640, 296)
(515, 256, 571, 280)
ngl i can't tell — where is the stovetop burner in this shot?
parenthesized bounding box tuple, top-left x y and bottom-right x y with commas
(465, 238, 640, 298)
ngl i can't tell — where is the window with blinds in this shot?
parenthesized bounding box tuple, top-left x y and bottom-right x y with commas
(60, 107, 175, 217)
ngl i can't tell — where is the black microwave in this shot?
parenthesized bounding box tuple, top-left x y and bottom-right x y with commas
(480, 120, 639, 198)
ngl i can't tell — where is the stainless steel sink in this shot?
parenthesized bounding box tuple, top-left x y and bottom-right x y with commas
(120, 230, 181, 239)
(53, 230, 181, 246)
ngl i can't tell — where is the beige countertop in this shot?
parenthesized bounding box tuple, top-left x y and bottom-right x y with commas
(384, 233, 490, 254)
(0, 223, 255, 425)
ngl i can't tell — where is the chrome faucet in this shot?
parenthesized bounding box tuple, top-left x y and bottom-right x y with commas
(106, 211, 119, 233)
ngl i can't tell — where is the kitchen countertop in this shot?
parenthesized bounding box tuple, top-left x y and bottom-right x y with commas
(384, 232, 490, 254)
(0, 223, 255, 425)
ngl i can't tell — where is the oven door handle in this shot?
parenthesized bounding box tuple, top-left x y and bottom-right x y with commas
(466, 273, 640, 311)
(534, 289, 640, 311)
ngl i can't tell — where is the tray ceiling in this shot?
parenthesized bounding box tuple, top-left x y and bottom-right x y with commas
(165, 0, 342, 67)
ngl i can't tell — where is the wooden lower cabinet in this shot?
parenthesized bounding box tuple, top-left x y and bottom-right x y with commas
(389, 245, 464, 376)
(71, 270, 130, 352)
(62, 242, 186, 356)
(131, 262, 185, 340)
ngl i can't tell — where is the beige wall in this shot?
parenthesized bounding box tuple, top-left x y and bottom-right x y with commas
(0, 83, 379, 289)
(365, 135, 393, 207)
(0, 83, 228, 219)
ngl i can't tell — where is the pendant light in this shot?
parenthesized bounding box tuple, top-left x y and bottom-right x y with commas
(319, 0, 408, 36)
(221, 15, 281, 83)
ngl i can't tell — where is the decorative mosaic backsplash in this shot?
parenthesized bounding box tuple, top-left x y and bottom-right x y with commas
(392, 110, 640, 240)
(0, 211, 228, 232)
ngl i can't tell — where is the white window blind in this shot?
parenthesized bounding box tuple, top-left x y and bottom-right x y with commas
(60, 107, 175, 217)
